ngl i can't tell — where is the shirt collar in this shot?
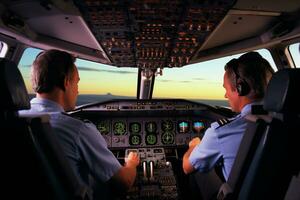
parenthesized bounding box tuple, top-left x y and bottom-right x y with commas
(30, 97, 65, 112)
(240, 102, 261, 117)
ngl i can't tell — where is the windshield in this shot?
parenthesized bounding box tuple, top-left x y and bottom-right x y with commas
(19, 48, 275, 107)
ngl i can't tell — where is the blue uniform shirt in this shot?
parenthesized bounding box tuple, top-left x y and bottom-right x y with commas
(20, 98, 122, 199)
(189, 103, 254, 180)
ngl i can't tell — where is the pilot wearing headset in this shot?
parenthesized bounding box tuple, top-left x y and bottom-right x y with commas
(182, 52, 274, 200)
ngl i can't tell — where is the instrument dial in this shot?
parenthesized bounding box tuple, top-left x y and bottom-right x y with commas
(146, 134, 157, 145)
(129, 135, 142, 145)
(145, 122, 157, 134)
(129, 122, 141, 134)
(97, 120, 110, 135)
(162, 120, 174, 131)
(113, 121, 126, 135)
(161, 131, 174, 145)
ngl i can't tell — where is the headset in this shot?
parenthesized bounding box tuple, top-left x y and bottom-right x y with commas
(229, 58, 250, 96)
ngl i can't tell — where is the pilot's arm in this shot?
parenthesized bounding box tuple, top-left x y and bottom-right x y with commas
(183, 137, 201, 174)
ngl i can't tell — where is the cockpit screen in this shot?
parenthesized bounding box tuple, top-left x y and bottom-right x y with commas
(161, 120, 174, 131)
(145, 122, 157, 134)
(113, 121, 126, 135)
(177, 121, 189, 133)
(129, 122, 141, 134)
(192, 121, 205, 133)
(129, 135, 142, 145)
(96, 120, 110, 135)
(146, 134, 157, 145)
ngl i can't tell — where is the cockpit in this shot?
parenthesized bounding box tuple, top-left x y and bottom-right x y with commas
(1, 0, 300, 199)
(69, 98, 234, 199)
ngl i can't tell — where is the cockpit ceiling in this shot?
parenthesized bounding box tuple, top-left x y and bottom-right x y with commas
(73, 0, 235, 69)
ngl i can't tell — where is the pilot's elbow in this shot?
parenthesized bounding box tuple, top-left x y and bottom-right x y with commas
(183, 167, 189, 174)
(182, 162, 189, 174)
(182, 160, 194, 175)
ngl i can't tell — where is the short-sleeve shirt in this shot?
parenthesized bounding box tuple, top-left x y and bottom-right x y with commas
(20, 98, 121, 199)
(189, 103, 254, 180)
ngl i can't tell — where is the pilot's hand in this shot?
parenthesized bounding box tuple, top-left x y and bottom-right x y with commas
(189, 137, 201, 148)
(125, 152, 140, 168)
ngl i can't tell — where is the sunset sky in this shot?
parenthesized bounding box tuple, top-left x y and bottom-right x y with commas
(18, 45, 299, 101)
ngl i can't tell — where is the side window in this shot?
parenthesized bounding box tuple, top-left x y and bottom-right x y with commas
(289, 43, 300, 67)
(0, 41, 8, 58)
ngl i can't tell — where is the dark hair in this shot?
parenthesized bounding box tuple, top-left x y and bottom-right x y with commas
(225, 52, 274, 99)
(31, 49, 76, 93)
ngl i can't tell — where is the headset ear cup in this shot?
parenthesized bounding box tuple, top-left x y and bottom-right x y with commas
(237, 79, 250, 96)
(236, 82, 243, 95)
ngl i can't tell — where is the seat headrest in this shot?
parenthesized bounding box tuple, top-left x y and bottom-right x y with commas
(264, 68, 300, 114)
(0, 58, 30, 111)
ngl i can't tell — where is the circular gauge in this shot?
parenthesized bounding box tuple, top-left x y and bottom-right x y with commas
(113, 121, 126, 135)
(129, 122, 141, 134)
(162, 120, 173, 131)
(129, 135, 141, 145)
(145, 134, 157, 145)
(145, 122, 157, 133)
(97, 120, 110, 135)
(161, 132, 174, 145)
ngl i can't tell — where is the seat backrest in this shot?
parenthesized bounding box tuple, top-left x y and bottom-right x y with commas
(217, 106, 270, 200)
(284, 171, 300, 200)
(0, 58, 88, 200)
(238, 68, 300, 200)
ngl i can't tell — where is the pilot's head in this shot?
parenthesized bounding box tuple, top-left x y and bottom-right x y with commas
(31, 49, 79, 111)
(224, 52, 274, 111)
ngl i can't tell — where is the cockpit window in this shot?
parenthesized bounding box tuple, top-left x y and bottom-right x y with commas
(0, 42, 8, 58)
(18, 48, 138, 105)
(153, 49, 276, 107)
(289, 43, 300, 68)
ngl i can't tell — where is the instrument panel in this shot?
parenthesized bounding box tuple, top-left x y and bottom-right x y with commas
(93, 117, 207, 148)
(71, 99, 233, 148)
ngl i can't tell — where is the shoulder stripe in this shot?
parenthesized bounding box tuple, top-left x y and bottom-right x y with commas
(216, 118, 232, 129)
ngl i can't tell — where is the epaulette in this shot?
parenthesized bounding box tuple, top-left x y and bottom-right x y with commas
(61, 112, 70, 116)
(216, 118, 232, 129)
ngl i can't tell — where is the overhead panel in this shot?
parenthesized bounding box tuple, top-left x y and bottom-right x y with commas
(73, 0, 235, 68)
